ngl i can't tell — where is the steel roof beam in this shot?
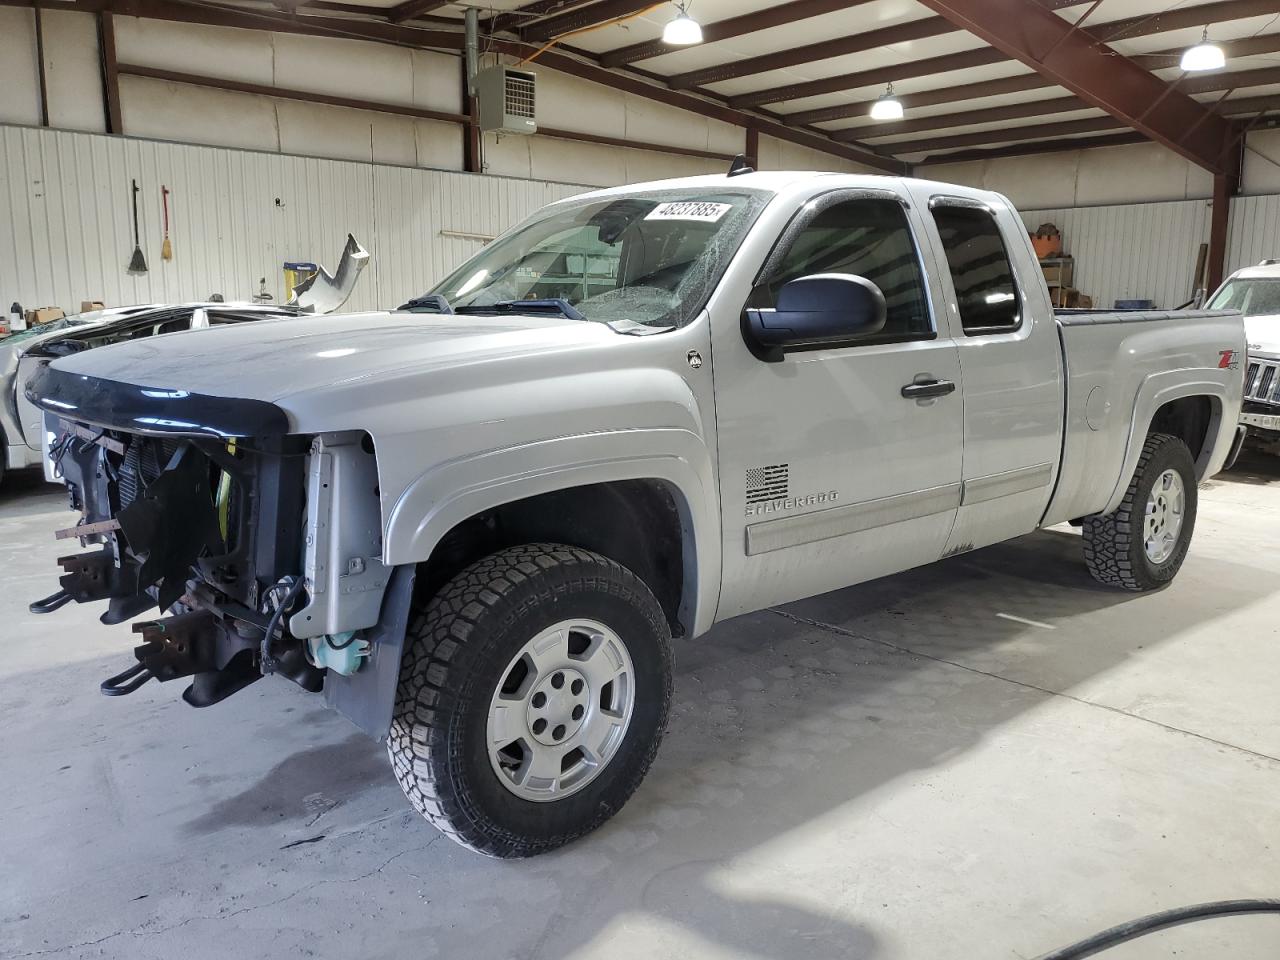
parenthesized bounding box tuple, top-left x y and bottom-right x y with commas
(385, 0, 449, 23)
(912, 0, 1237, 171)
(881, 93, 1277, 156)
(601, 0, 873, 67)
(831, 65, 1280, 142)
(521, 0, 657, 41)
(727, 0, 1280, 108)
(788, 33, 1280, 126)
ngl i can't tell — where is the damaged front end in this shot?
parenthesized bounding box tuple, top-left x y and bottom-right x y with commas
(26, 365, 408, 728)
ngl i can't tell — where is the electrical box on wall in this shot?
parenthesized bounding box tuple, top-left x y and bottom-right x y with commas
(476, 65, 537, 135)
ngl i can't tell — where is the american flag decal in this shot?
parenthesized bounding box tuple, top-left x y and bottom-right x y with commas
(746, 464, 789, 503)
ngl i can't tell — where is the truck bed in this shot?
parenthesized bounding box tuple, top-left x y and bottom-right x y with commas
(1043, 307, 1245, 528)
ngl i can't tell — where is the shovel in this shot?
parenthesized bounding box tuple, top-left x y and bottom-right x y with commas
(128, 179, 147, 274)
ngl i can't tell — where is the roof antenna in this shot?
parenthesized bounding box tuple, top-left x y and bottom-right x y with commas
(727, 154, 754, 177)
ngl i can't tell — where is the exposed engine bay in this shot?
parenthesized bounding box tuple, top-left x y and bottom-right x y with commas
(29, 369, 396, 714)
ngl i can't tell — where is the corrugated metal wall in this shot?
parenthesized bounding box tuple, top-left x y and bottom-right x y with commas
(5, 122, 1279, 318)
(1019, 199, 1212, 310)
(0, 124, 587, 314)
(1226, 193, 1280, 274)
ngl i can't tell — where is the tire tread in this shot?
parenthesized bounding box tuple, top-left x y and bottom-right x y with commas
(387, 543, 672, 858)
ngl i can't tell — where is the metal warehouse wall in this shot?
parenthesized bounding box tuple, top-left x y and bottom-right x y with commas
(0, 124, 587, 314)
(1018, 199, 1212, 310)
(1226, 194, 1280, 274)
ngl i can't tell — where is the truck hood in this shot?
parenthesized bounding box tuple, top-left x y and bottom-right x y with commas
(1245, 313, 1280, 357)
(44, 311, 614, 406)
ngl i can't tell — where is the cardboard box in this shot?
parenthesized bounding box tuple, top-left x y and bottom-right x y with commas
(25, 307, 65, 326)
(80, 300, 105, 313)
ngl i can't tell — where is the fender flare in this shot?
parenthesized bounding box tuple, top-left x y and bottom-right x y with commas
(383, 427, 721, 636)
(1102, 373, 1228, 515)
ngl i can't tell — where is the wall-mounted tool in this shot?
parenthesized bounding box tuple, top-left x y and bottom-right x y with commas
(127, 179, 147, 274)
(161, 185, 173, 261)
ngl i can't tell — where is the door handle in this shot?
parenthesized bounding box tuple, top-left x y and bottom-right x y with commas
(901, 378, 956, 399)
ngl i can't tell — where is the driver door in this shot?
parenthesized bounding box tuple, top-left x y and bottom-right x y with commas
(712, 188, 964, 619)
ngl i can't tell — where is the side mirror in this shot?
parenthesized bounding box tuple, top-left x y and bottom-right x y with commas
(743, 273, 887, 359)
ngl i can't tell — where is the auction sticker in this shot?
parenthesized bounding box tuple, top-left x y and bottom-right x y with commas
(645, 201, 733, 222)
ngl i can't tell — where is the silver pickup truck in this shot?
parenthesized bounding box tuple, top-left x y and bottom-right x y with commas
(27, 171, 1245, 858)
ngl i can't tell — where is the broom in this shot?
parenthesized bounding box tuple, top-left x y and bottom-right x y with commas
(128, 179, 148, 274)
(161, 185, 173, 261)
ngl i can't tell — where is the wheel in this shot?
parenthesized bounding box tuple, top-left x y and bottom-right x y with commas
(388, 543, 673, 858)
(1082, 432, 1198, 591)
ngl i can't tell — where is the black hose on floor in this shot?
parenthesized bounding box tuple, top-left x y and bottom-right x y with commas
(1036, 899, 1280, 960)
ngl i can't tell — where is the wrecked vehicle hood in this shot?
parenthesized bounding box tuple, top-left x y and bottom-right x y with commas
(37, 311, 621, 425)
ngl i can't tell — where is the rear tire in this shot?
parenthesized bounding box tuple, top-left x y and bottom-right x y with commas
(1082, 433, 1197, 591)
(388, 543, 673, 858)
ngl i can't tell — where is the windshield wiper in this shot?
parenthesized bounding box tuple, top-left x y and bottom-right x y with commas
(454, 299, 587, 321)
(398, 294, 453, 314)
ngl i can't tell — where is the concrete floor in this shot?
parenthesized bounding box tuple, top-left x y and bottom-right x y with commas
(2, 460, 1279, 960)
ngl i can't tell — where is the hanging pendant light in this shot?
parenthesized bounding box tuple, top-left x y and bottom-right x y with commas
(663, 3, 703, 45)
(1180, 26, 1225, 71)
(870, 83, 904, 120)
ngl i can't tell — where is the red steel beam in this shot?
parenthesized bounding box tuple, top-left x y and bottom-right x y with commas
(731, 47, 1003, 108)
(385, 0, 450, 23)
(728, 0, 1279, 108)
(601, 0, 871, 67)
(522, 0, 657, 42)
(1207, 124, 1245, 289)
(98, 9, 123, 133)
(487, 1, 589, 35)
(788, 33, 1280, 126)
(670, 0, 1095, 89)
(832, 65, 1280, 142)
(670, 15, 956, 89)
(880, 94, 1279, 155)
(118, 62, 470, 124)
(911, 0, 1236, 172)
(920, 131, 1150, 165)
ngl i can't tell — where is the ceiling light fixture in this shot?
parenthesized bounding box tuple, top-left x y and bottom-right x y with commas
(870, 83, 904, 121)
(1180, 26, 1225, 71)
(663, 3, 702, 45)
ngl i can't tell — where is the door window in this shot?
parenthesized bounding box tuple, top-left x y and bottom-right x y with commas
(930, 204, 1021, 335)
(756, 196, 933, 341)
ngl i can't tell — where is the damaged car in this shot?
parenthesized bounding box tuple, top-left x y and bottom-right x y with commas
(1, 236, 367, 487)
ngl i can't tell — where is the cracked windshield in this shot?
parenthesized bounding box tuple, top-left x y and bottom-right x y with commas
(418, 189, 768, 329)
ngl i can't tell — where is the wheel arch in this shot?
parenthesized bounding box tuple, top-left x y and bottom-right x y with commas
(1103, 377, 1228, 515)
(382, 429, 720, 639)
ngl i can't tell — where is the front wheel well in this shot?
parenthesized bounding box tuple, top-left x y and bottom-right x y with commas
(417, 480, 691, 637)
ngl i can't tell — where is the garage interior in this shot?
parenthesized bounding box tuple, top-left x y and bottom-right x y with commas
(2, 0, 1280, 957)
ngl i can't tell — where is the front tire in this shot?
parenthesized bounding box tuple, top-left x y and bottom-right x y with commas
(388, 543, 673, 858)
(1082, 433, 1198, 591)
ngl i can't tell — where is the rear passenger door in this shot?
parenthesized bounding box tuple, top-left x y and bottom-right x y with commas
(912, 191, 1063, 553)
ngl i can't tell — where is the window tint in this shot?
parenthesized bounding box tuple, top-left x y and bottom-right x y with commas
(758, 197, 932, 340)
(931, 204, 1021, 334)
